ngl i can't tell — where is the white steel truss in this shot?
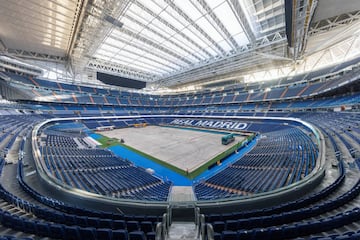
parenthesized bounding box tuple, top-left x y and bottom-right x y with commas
(309, 10, 360, 36)
(5, 49, 66, 63)
(82, 0, 287, 86)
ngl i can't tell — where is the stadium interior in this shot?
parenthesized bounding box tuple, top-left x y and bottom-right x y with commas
(0, 0, 360, 239)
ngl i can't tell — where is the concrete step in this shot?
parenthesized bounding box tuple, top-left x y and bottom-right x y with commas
(169, 186, 196, 202)
(167, 222, 198, 240)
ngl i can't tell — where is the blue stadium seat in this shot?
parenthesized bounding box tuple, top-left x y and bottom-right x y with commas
(140, 221, 153, 233)
(79, 227, 97, 240)
(49, 224, 65, 239)
(87, 217, 99, 228)
(213, 232, 222, 240)
(127, 221, 140, 232)
(113, 219, 126, 229)
(98, 218, 113, 228)
(36, 222, 50, 237)
(76, 215, 88, 227)
(64, 226, 81, 240)
(96, 228, 112, 240)
(23, 220, 37, 234)
(112, 229, 129, 240)
(129, 231, 146, 240)
(222, 230, 238, 240)
(225, 220, 237, 231)
(11, 216, 25, 232)
(146, 232, 156, 240)
(212, 221, 225, 233)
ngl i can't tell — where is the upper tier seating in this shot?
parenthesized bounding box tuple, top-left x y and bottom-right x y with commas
(2, 59, 359, 108)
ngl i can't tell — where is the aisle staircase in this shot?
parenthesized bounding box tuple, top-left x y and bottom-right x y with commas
(167, 222, 198, 240)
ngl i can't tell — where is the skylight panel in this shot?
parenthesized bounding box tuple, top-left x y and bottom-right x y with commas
(141, 0, 166, 15)
(117, 51, 150, 63)
(144, 53, 182, 69)
(150, 18, 177, 38)
(213, 2, 246, 38)
(168, 34, 206, 58)
(111, 58, 164, 75)
(131, 57, 174, 72)
(174, 0, 203, 21)
(124, 45, 146, 56)
(110, 55, 166, 74)
(160, 41, 192, 60)
(100, 44, 121, 53)
(218, 39, 233, 52)
(120, 40, 181, 64)
(94, 50, 113, 60)
(133, 64, 168, 75)
(174, 36, 210, 60)
(125, 39, 179, 61)
(122, 18, 144, 33)
(196, 17, 226, 44)
(103, 36, 126, 49)
(183, 25, 217, 54)
(180, 28, 206, 49)
(205, 0, 226, 9)
(140, 28, 164, 44)
(126, 49, 179, 72)
(233, 32, 249, 46)
(160, 8, 186, 30)
(127, 6, 156, 26)
(109, 30, 133, 43)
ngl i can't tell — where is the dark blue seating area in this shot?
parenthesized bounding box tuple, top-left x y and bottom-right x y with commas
(0, 177, 156, 240)
(0, 104, 359, 239)
(206, 159, 360, 239)
(301, 112, 360, 158)
(83, 120, 102, 129)
(210, 207, 360, 240)
(205, 159, 345, 223)
(40, 129, 172, 201)
(0, 133, 165, 240)
(194, 127, 318, 200)
(45, 135, 79, 148)
(203, 112, 360, 239)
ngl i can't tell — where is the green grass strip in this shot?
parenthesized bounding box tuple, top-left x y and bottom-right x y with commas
(96, 136, 120, 148)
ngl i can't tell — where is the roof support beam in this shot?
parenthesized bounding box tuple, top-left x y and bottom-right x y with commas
(119, 28, 193, 65)
(134, 0, 213, 58)
(156, 32, 288, 87)
(227, 0, 257, 45)
(71, 0, 132, 71)
(87, 58, 156, 81)
(196, 0, 239, 49)
(309, 10, 360, 36)
(287, 0, 318, 59)
(164, 0, 226, 55)
(0, 39, 6, 52)
(124, 14, 202, 62)
(5, 49, 66, 63)
(106, 34, 184, 69)
(66, 0, 88, 57)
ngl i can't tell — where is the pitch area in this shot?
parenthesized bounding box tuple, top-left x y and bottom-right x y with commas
(100, 125, 245, 172)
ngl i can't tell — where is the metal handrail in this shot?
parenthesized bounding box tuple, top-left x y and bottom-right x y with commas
(200, 214, 206, 240)
(206, 223, 215, 240)
(155, 222, 163, 240)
